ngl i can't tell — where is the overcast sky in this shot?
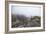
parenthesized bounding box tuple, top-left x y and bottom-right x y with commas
(11, 5, 41, 17)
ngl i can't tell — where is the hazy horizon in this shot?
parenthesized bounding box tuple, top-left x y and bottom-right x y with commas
(11, 5, 41, 17)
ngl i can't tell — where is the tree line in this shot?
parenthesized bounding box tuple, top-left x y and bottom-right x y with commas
(12, 14, 41, 28)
